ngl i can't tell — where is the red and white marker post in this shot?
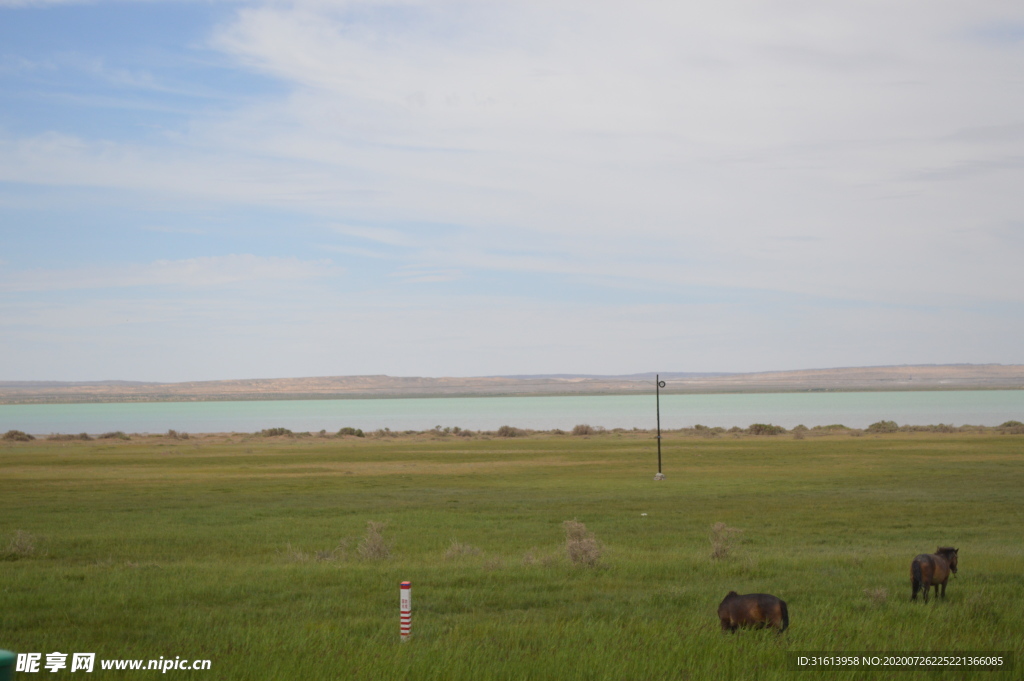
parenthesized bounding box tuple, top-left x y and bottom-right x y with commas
(400, 581, 412, 641)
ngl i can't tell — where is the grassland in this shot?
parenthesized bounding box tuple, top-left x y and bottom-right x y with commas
(2, 431, 1022, 680)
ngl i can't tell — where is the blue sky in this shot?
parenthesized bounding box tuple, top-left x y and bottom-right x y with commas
(2, 0, 1023, 382)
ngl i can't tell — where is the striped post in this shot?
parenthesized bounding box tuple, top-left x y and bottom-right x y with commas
(400, 581, 412, 641)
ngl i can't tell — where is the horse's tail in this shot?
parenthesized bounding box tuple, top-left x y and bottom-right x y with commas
(911, 559, 922, 600)
(779, 600, 789, 633)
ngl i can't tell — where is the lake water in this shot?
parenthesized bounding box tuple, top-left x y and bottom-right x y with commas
(2, 391, 1023, 435)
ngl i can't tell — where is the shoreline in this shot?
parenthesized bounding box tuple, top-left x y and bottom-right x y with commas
(2, 384, 1024, 406)
(3, 364, 1023, 405)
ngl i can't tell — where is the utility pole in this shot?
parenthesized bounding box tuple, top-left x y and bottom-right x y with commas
(655, 375, 666, 480)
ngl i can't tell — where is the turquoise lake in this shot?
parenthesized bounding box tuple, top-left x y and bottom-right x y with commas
(2, 391, 1023, 435)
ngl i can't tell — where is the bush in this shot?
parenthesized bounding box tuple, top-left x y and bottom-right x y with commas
(2, 430, 35, 441)
(867, 420, 899, 433)
(571, 424, 594, 436)
(902, 423, 957, 433)
(2, 530, 40, 561)
(747, 423, 786, 436)
(167, 429, 189, 440)
(444, 539, 481, 560)
(337, 427, 365, 438)
(709, 522, 743, 560)
(813, 424, 850, 431)
(259, 428, 293, 437)
(97, 431, 130, 440)
(998, 420, 1024, 434)
(563, 519, 602, 567)
(47, 433, 92, 441)
(357, 521, 392, 561)
(496, 425, 526, 438)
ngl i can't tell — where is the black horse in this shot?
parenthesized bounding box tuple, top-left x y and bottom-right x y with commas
(717, 591, 789, 633)
(911, 547, 958, 602)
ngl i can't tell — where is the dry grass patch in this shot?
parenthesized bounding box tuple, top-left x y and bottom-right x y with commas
(864, 587, 888, 605)
(3, 530, 40, 560)
(444, 539, 481, 560)
(357, 521, 393, 561)
(563, 519, 602, 567)
(709, 522, 743, 560)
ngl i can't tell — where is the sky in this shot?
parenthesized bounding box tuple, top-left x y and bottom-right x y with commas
(1, 0, 1023, 382)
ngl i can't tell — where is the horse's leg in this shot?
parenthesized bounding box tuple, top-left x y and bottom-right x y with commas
(940, 580, 947, 599)
(922, 580, 930, 603)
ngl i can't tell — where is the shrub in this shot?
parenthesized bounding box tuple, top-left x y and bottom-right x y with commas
(813, 424, 850, 431)
(998, 420, 1024, 434)
(166, 429, 189, 440)
(98, 431, 130, 440)
(445, 539, 481, 560)
(356, 521, 392, 561)
(572, 424, 594, 436)
(709, 522, 743, 560)
(747, 423, 786, 436)
(867, 420, 899, 433)
(2, 430, 35, 441)
(3, 530, 39, 560)
(338, 427, 365, 438)
(47, 433, 92, 441)
(563, 519, 602, 567)
(259, 428, 293, 437)
(864, 587, 888, 605)
(496, 425, 525, 438)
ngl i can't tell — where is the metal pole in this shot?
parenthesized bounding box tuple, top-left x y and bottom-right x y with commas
(656, 374, 662, 474)
(654, 375, 667, 480)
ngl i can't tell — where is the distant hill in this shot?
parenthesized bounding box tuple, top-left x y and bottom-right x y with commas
(1, 364, 1022, 404)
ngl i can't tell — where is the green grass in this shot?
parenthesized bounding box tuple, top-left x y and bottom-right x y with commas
(2, 431, 1023, 680)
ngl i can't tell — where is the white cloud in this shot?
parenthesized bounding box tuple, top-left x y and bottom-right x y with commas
(2, 0, 1023, 378)
(0, 254, 339, 292)
(4, 284, 1021, 381)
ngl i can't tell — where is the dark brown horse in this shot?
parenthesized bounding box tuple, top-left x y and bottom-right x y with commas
(911, 547, 958, 602)
(717, 591, 788, 633)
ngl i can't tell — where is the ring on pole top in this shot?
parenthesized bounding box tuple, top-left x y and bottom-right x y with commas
(658, 381, 666, 388)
